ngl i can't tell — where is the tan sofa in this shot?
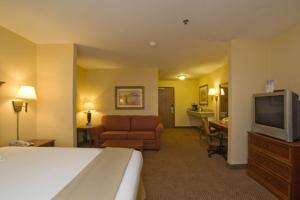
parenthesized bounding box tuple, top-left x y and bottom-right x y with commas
(93, 115, 164, 150)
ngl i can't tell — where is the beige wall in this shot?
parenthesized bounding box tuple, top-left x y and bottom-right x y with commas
(228, 23, 300, 165)
(0, 26, 36, 146)
(159, 80, 199, 127)
(228, 40, 269, 165)
(198, 64, 228, 119)
(269, 23, 300, 94)
(36, 44, 76, 147)
(77, 67, 158, 127)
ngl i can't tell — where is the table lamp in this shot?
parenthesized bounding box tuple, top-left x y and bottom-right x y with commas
(11, 85, 37, 146)
(84, 102, 95, 127)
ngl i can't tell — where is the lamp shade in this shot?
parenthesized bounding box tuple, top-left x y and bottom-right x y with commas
(208, 88, 217, 96)
(17, 85, 37, 100)
(84, 102, 95, 111)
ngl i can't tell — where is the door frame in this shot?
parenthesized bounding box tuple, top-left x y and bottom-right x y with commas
(158, 87, 175, 128)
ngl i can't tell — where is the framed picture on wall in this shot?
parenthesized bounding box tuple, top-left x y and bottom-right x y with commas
(199, 84, 208, 105)
(115, 86, 145, 109)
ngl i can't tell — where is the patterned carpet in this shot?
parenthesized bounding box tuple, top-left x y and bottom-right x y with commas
(142, 128, 277, 200)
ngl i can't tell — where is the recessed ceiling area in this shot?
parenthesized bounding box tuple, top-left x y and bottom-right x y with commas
(1, 0, 300, 80)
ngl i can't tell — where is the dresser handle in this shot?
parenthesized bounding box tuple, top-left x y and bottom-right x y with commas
(262, 144, 269, 149)
(264, 160, 271, 166)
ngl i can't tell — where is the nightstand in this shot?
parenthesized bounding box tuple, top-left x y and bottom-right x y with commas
(77, 126, 95, 147)
(29, 139, 55, 147)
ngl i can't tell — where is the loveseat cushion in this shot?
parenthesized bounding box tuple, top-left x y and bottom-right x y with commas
(102, 115, 130, 131)
(131, 116, 159, 131)
(101, 131, 128, 139)
(128, 131, 155, 140)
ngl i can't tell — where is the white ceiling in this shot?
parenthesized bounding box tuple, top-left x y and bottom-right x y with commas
(1, 0, 300, 80)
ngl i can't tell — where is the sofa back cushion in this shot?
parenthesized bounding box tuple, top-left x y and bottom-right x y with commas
(131, 116, 159, 131)
(102, 115, 130, 131)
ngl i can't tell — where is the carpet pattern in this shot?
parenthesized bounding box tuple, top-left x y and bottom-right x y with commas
(142, 128, 277, 200)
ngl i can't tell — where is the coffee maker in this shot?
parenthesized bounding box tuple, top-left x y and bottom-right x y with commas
(191, 103, 198, 111)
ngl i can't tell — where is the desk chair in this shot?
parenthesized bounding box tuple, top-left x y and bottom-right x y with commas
(200, 118, 227, 159)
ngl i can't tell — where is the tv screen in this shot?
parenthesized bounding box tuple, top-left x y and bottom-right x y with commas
(255, 95, 284, 129)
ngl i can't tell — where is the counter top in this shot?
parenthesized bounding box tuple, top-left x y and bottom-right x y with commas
(186, 109, 215, 118)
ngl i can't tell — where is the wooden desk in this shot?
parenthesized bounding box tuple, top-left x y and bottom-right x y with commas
(101, 140, 144, 152)
(29, 139, 55, 147)
(209, 120, 228, 133)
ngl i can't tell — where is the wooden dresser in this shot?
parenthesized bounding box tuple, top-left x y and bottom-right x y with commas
(247, 132, 300, 200)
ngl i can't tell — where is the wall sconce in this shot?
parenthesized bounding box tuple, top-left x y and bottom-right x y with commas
(208, 88, 218, 101)
(11, 85, 37, 144)
(208, 88, 219, 120)
(83, 102, 95, 127)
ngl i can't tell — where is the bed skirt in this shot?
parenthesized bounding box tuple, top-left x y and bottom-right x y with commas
(137, 179, 146, 200)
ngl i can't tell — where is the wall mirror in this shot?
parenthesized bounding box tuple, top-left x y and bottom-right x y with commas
(219, 82, 228, 120)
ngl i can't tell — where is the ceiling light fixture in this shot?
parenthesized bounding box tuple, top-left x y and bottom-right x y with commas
(149, 41, 157, 47)
(177, 74, 186, 80)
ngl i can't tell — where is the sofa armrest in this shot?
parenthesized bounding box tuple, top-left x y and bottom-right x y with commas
(154, 123, 164, 150)
(91, 125, 104, 147)
(155, 123, 164, 140)
(155, 123, 164, 136)
(94, 125, 104, 132)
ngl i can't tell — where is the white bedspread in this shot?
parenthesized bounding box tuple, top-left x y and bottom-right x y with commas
(0, 147, 143, 200)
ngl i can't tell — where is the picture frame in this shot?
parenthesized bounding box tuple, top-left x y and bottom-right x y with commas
(199, 84, 208, 105)
(115, 86, 145, 109)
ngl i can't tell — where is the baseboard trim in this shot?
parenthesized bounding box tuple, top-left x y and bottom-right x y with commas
(227, 164, 247, 169)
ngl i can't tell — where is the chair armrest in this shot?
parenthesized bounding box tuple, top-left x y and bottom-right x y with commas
(209, 127, 217, 133)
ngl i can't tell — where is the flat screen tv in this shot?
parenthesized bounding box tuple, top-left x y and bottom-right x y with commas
(252, 90, 300, 142)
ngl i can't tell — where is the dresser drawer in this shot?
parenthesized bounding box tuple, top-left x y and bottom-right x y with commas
(249, 147, 292, 181)
(248, 162, 290, 200)
(249, 133, 291, 162)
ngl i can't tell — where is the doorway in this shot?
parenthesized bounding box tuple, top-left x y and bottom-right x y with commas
(158, 87, 175, 128)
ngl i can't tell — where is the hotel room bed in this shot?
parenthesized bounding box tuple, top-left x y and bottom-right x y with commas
(0, 147, 143, 200)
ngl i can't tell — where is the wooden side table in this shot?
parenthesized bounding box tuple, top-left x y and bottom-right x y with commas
(29, 139, 55, 147)
(77, 126, 95, 147)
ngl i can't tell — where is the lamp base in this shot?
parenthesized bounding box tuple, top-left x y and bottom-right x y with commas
(9, 140, 33, 147)
(86, 111, 92, 127)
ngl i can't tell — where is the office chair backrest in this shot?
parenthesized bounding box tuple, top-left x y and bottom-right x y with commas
(200, 118, 210, 136)
(200, 118, 220, 146)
